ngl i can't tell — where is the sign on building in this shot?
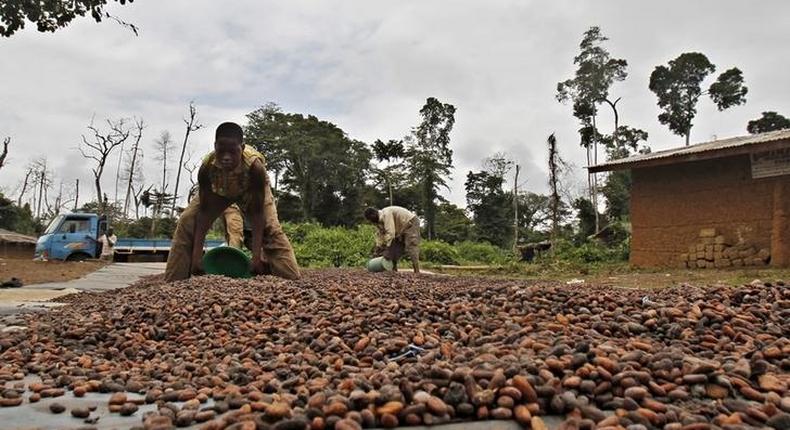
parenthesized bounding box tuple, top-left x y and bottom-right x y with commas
(751, 147, 790, 179)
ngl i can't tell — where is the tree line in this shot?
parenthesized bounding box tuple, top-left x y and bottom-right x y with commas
(2, 22, 790, 249)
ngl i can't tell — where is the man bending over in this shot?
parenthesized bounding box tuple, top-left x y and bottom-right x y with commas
(164, 122, 300, 281)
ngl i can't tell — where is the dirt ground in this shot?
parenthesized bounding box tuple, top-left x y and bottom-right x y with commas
(435, 263, 790, 289)
(0, 257, 106, 286)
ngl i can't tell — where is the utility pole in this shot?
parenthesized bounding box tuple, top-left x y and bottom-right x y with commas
(512, 164, 520, 254)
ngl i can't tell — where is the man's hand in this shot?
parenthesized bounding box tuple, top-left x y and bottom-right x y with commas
(250, 257, 268, 276)
(190, 257, 205, 276)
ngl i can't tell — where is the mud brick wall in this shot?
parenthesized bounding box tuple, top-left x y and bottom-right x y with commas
(629, 154, 789, 267)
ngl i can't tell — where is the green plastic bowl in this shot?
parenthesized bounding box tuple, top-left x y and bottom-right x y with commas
(203, 246, 252, 278)
(366, 256, 394, 272)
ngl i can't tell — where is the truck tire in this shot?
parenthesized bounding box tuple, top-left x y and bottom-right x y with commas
(66, 252, 91, 262)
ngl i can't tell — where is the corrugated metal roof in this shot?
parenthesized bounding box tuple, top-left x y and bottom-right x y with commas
(0, 229, 37, 244)
(589, 129, 790, 172)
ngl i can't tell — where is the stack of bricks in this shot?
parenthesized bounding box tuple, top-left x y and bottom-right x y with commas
(678, 228, 770, 269)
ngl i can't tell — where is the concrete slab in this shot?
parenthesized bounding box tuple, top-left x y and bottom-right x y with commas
(24, 263, 165, 292)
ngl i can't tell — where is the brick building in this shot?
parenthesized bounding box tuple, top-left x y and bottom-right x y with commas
(590, 129, 790, 268)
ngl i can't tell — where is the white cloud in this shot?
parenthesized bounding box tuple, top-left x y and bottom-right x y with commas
(1, 0, 788, 211)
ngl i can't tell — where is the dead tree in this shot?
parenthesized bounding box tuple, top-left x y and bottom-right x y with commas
(30, 158, 51, 219)
(74, 179, 79, 210)
(17, 167, 32, 206)
(547, 133, 564, 240)
(183, 148, 199, 188)
(123, 118, 145, 216)
(79, 118, 131, 208)
(0, 137, 9, 171)
(153, 130, 174, 194)
(172, 102, 203, 215)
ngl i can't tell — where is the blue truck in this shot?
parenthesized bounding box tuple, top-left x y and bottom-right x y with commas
(34, 212, 224, 262)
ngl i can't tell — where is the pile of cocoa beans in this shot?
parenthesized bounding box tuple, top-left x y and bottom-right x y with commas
(0, 270, 788, 430)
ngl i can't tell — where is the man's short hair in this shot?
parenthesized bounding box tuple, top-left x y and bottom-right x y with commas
(364, 207, 379, 220)
(216, 122, 244, 142)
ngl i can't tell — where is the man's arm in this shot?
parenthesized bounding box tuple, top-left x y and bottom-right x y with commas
(191, 165, 231, 273)
(247, 159, 267, 274)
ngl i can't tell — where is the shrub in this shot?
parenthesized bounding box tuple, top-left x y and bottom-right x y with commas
(455, 241, 509, 265)
(291, 224, 376, 268)
(420, 240, 460, 265)
(547, 238, 628, 264)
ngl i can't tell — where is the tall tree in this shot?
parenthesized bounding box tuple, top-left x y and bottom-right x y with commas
(406, 97, 456, 239)
(556, 26, 628, 232)
(244, 103, 288, 192)
(372, 139, 406, 206)
(172, 102, 203, 214)
(547, 133, 563, 240)
(649, 52, 748, 145)
(747, 111, 790, 134)
(0, 0, 137, 37)
(79, 118, 131, 206)
(465, 154, 513, 248)
(245, 104, 373, 226)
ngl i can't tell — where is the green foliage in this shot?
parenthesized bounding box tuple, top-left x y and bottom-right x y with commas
(420, 240, 460, 265)
(547, 238, 629, 264)
(465, 154, 513, 248)
(455, 241, 509, 265)
(245, 103, 372, 227)
(406, 97, 456, 239)
(747, 111, 790, 134)
(287, 224, 376, 268)
(433, 202, 472, 244)
(572, 198, 597, 243)
(709, 68, 748, 111)
(556, 26, 628, 149)
(0, 193, 41, 235)
(0, 0, 134, 37)
(649, 53, 747, 144)
(601, 170, 631, 221)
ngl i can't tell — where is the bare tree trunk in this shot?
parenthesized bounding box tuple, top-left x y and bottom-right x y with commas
(36, 166, 45, 218)
(114, 140, 125, 203)
(172, 102, 203, 215)
(591, 115, 600, 233)
(0, 137, 9, 171)
(74, 179, 79, 210)
(512, 164, 520, 253)
(17, 168, 32, 207)
(548, 134, 561, 240)
(685, 131, 690, 146)
(124, 119, 145, 216)
(95, 174, 103, 208)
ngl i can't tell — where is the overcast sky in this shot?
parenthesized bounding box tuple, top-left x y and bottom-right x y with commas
(1, 1, 788, 211)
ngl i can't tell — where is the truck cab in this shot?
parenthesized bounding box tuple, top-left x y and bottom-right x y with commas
(35, 213, 104, 261)
(35, 212, 224, 262)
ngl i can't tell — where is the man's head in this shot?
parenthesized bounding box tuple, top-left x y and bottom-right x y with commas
(214, 122, 244, 170)
(107, 228, 114, 236)
(363, 207, 380, 223)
